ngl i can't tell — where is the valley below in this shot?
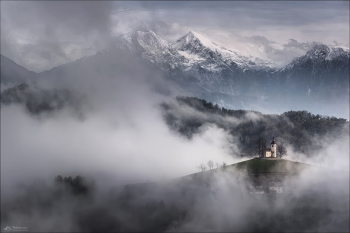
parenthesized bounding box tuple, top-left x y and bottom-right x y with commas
(2, 157, 348, 232)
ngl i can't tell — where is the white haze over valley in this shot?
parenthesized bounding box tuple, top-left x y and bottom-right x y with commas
(0, 63, 239, 193)
(1, 57, 348, 230)
(1, 46, 348, 193)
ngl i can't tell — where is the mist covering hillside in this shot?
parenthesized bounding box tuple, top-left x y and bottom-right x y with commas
(1, 81, 349, 231)
(162, 96, 349, 157)
(1, 161, 348, 232)
(1, 39, 349, 232)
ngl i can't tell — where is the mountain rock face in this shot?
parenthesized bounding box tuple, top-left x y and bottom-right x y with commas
(112, 30, 349, 102)
(113, 30, 277, 96)
(112, 31, 348, 112)
(274, 44, 349, 100)
(172, 31, 276, 96)
(173, 31, 275, 71)
(1, 30, 349, 117)
(116, 31, 186, 72)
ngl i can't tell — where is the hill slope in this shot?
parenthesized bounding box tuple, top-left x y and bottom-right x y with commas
(176, 158, 313, 185)
(226, 158, 311, 173)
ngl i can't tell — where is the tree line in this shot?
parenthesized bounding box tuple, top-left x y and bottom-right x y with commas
(197, 160, 227, 172)
(162, 97, 349, 157)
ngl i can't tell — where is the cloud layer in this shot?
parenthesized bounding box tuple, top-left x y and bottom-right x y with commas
(1, 1, 348, 72)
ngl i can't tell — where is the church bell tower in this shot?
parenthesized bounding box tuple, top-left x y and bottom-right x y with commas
(271, 137, 277, 158)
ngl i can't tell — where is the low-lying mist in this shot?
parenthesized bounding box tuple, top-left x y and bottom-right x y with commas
(1, 54, 240, 192)
(1, 52, 349, 232)
(161, 97, 349, 161)
(2, 156, 348, 232)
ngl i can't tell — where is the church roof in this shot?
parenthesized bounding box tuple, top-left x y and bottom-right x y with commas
(271, 137, 276, 144)
(264, 148, 271, 151)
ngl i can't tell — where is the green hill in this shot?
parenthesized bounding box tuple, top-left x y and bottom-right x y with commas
(226, 158, 312, 174)
(124, 158, 321, 194)
(174, 158, 313, 184)
(168, 158, 313, 189)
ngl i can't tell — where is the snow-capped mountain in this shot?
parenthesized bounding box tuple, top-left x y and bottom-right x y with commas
(115, 30, 275, 72)
(110, 32, 349, 114)
(113, 30, 276, 95)
(115, 31, 186, 71)
(1, 30, 348, 117)
(173, 31, 275, 72)
(275, 43, 349, 99)
(282, 43, 349, 70)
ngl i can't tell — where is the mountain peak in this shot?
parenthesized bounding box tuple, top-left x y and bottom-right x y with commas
(117, 30, 170, 54)
(300, 43, 349, 62)
(173, 31, 219, 51)
(120, 30, 162, 44)
(305, 43, 330, 59)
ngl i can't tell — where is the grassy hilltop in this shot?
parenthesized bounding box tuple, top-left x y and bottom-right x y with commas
(5, 158, 346, 233)
(165, 158, 321, 195)
(226, 158, 312, 174)
(169, 158, 314, 190)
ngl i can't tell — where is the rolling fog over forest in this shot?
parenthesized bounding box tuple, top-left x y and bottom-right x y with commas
(1, 1, 349, 232)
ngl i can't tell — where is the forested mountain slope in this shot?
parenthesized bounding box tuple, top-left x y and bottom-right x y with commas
(161, 96, 349, 156)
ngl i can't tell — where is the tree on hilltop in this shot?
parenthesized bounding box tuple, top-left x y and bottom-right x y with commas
(255, 137, 266, 158)
(222, 162, 227, 170)
(277, 142, 287, 158)
(207, 160, 214, 170)
(215, 162, 219, 169)
(197, 164, 207, 172)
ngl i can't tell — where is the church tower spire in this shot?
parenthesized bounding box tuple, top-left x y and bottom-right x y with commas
(271, 137, 277, 158)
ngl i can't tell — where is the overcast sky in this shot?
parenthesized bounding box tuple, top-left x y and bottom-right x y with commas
(1, 1, 349, 72)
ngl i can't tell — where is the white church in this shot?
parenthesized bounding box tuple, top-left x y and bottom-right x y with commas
(263, 137, 277, 158)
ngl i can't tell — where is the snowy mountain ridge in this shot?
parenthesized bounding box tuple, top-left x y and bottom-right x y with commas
(1, 30, 349, 118)
(281, 43, 349, 72)
(115, 30, 185, 71)
(109, 30, 280, 95)
(111, 30, 349, 81)
(173, 31, 276, 71)
(115, 30, 276, 73)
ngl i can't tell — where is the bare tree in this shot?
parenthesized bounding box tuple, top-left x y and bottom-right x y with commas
(222, 162, 227, 170)
(207, 160, 214, 170)
(255, 136, 266, 158)
(277, 142, 287, 158)
(197, 164, 207, 172)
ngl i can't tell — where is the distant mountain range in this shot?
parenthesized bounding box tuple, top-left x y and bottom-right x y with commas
(1, 55, 36, 85)
(1, 30, 349, 117)
(114, 30, 348, 98)
(274, 43, 349, 99)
